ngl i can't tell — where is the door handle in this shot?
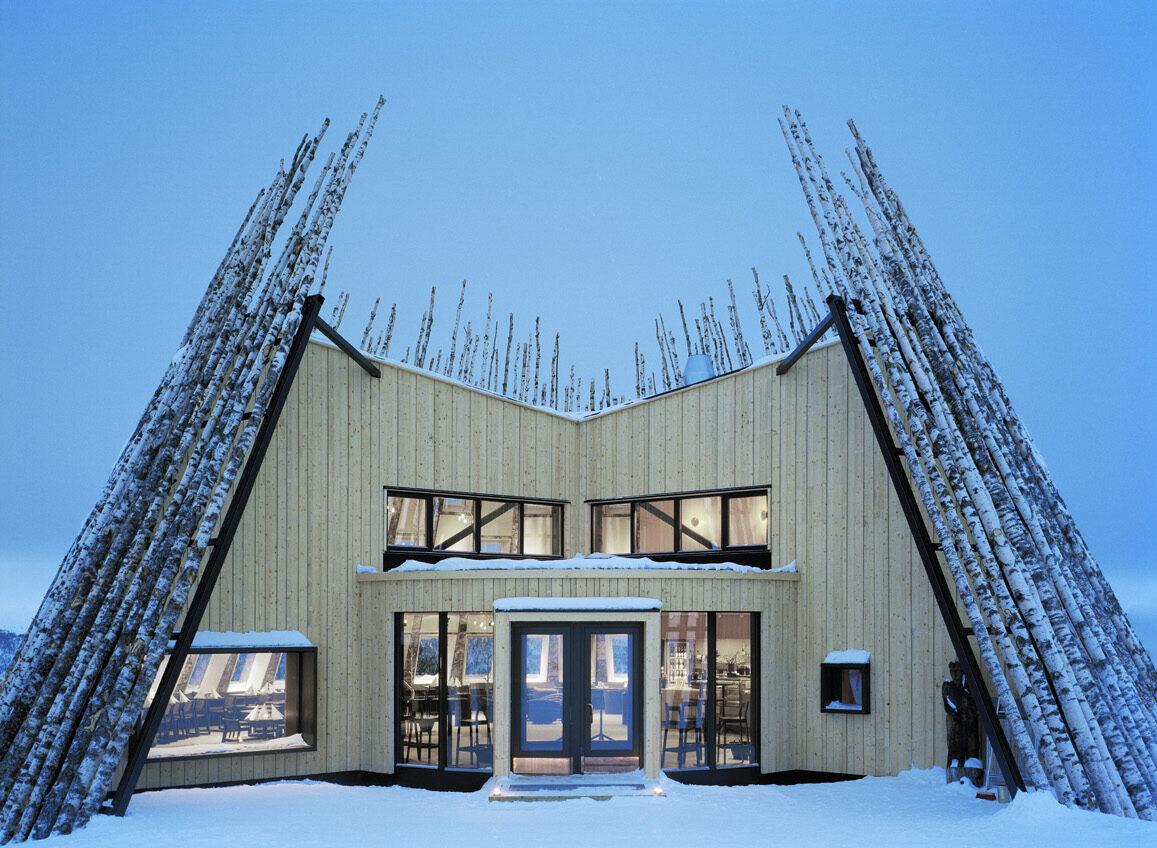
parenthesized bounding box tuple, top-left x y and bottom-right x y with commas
(587, 703, 594, 725)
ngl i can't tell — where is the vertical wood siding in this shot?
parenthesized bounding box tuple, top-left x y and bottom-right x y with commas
(138, 344, 580, 789)
(357, 571, 797, 775)
(579, 343, 954, 777)
(139, 338, 952, 791)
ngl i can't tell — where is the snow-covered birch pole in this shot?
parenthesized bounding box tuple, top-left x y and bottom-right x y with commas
(0, 99, 383, 842)
(781, 104, 1157, 819)
(360, 296, 380, 350)
(445, 279, 466, 377)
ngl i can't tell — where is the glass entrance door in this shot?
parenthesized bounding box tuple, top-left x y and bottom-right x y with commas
(512, 623, 642, 775)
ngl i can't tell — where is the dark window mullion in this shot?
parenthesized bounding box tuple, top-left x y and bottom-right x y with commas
(555, 504, 563, 556)
(519, 502, 526, 555)
(751, 612, 761, 763)
(721, 494, 732, 548)
(674, 499, 683, 552)
(393, 614, 403, 768)
(425, 496, 434, 552)
(629, 501, 637, 554)
(438, 612, 449, 769)
(474, 498, 482, 553)
(706, 611, 717, 769)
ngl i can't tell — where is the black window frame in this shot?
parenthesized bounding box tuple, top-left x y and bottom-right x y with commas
(587, 486, 771, 568)
(659, 611, 760, 772)
(394, 611, 496, 773)
(384, 486, 566, 570)
(144, 644, 318, 763)
(820, 661, 871, 715)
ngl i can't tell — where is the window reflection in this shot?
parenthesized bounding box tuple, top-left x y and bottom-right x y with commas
(520, 633, 566, 751)
(523, 502, 561, 556)
(433, 497, 475, 551)
(399, 612, 494, 771)
(716, 613, 754, 766)
(634, 500, 675, 553)
(661, 613, 708, 769)
(594, 503, 631, 554)
(386, 491, 562, 558)
(387, 495, 426, 547)
(146, 650, 312, 759)
(680, 496, 721, 550)
(446, 613, 494, 769)
(400, 613, 441, 765)
(589, 632, 635, 752)
(479, 501, 519, 554)
(727, 494, 768, 547)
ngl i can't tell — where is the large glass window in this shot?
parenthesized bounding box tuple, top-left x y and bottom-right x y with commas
(400, 613, 441, 766)
(146, 648, 316, 760)
(592, 489, 767, 555)
(398, 612, 494, 771)
(387, 495, 426, 547)
(479, 500, 519, 554)
(385, 489, 563, 562)
(447, 614, 494, 769)
(634, 500, 675, 553)
(433, 497, 476, 551)
(660, 613, 708, 769)
(519, 633, 566, 752)
(727, 494, 768, 547)
(660, 612, 757, 771)
(679, 496, 721, 550)
(593, 502, 631, 553)
(523, 502, 561, 556)
(715, 613, 755, 766)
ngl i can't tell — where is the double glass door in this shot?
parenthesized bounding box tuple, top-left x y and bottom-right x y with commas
(512, 622, 642, 775)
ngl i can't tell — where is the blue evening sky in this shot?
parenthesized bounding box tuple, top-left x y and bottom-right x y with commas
(1, 3, 1154, 648)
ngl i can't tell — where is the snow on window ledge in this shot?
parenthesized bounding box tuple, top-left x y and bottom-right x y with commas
(387, 553, 793, 574)
(147, 733, 313, 761)
(824, 701, 864, 712)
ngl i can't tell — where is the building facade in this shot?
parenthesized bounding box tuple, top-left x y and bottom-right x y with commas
(135, 335, 956, 792)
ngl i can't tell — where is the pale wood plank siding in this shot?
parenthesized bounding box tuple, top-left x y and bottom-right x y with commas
(581, 344, 953, 778)
(140, 338, 953, 791)
(358, 570, 798, 774)
(139, 343, 580, 790)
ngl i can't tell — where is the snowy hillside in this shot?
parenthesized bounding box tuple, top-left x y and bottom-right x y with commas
(0, 629, 20, 674)
(29, 768, 1154, 847)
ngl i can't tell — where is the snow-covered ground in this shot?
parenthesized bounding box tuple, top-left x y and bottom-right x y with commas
(34, 768, 1153, 847)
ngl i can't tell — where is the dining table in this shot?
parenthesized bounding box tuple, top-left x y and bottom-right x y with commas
(243, 703, 284, 739)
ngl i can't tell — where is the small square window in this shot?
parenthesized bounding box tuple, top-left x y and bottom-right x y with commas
(821, 662, 870, 715)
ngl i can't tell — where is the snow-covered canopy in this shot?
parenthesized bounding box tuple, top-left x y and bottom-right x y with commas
(493, 597, 662, 612)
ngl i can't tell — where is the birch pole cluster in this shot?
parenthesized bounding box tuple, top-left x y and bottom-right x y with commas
(335, 280, 587, 412)
(336, 255, 822, 410)
(0, 99, 383, 842)
(778, 105, 1157, 819)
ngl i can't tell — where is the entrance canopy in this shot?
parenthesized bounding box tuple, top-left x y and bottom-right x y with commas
(494, 597, 661, 612)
